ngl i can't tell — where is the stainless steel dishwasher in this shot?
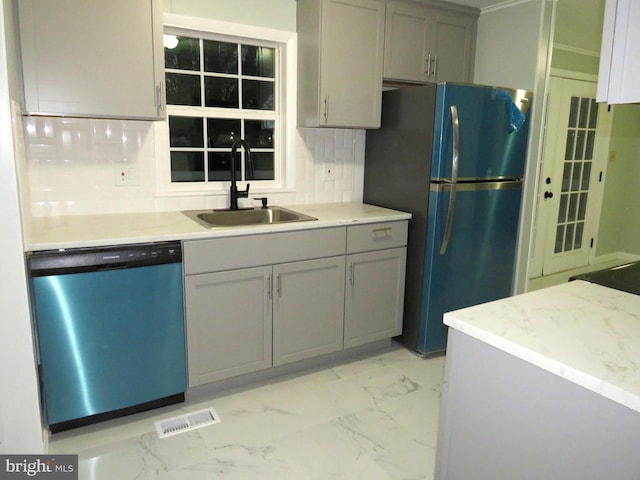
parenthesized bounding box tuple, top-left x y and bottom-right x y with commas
(28, 241, 187, 433)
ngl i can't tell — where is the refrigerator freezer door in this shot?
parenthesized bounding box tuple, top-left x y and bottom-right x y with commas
(418, 181, 523, 354)
(431, 83, 532, 181)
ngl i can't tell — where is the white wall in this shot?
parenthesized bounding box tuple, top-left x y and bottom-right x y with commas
(473, 0, 555, 293)
(24, 118, 365, 216)
(597, 104, 640, 257)
(0, 0, 44, 454)
(553, 0, 604, 52)
(164, 0, 296, 31)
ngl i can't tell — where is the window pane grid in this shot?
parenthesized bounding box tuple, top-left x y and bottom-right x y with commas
(553, 95, 598, 254)
(165, 33, 278, 184)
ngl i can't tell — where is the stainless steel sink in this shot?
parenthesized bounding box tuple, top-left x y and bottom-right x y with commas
(183, 206, 318, 228)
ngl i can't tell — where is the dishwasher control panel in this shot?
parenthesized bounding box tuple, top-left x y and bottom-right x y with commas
(28, 241, 182, 275)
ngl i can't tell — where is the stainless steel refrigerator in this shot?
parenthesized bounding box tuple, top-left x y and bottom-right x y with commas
(364, 82, 532, 355)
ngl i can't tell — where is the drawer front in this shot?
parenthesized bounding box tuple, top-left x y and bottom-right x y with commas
(346, 221, 408, 253)
(183, 227, 347, 275)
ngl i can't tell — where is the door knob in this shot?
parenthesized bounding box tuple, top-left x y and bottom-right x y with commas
(544, 191, 553, 199)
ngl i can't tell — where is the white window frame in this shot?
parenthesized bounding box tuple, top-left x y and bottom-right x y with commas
(154, 14, 297, 198)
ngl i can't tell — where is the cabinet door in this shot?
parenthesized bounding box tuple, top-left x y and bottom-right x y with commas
(597, 0, 640, 104)
(429, 10, 476, 83)
(18, 0, 164, 119)
(273, 257, 346, 366)
(185, 266, 272, 386)
(384, 2, 430, 83)
(344, 248, 406, 348)
(320, 0, 385, 128)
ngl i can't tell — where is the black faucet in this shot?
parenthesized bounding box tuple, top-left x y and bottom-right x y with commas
(229, 139, 252, 210)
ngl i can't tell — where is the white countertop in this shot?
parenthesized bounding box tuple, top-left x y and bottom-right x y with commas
(25, 202, 411, 251)
(444, 280, 640, 413)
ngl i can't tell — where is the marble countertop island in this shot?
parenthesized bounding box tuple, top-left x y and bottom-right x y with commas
(436, 281, 640, 479)
(444, 280, 640, 413)
(25, 202, 410, 251)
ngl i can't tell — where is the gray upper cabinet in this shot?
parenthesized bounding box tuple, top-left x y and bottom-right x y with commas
(297, 0, 385, 128)
(17, 0, 165, 120)
(384, 1, 477, 84)
(429, 8, 476, 83)
(383, 1, 430, 83)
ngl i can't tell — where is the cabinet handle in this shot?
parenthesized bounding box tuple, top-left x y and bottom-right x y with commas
(432, 56, 437, 79)
(268, 274, 273, 300)
(373, 226, 392, 233)
(156, 82, 165, 115)
(440, 105, 459, 255)
(323, 96, 329, 123)
(277, 273, 282, 297)
(348, 263, 354, 286)
(426, 54, 431, 77)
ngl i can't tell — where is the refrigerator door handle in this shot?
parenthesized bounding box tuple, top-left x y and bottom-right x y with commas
(440, 105, 459, 255)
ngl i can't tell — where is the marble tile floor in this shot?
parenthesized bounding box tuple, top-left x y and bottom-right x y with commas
(49, 342, 446, 480)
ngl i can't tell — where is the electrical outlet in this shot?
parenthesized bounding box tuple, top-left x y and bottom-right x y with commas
(323, 163, 335, 182)
(114, 165, 139, 186)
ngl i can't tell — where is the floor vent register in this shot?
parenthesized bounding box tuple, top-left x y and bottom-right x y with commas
(155, 407, 221, 439)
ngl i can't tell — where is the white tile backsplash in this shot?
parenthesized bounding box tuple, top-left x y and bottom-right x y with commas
(23, 117, 365, 217)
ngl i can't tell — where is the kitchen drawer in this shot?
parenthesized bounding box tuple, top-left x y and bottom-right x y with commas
(183, 227, 347, 275)
(346, 221, 408, 253)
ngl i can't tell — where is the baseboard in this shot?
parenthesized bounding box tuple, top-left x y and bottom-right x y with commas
(185, 339, 395, 403)
(593, 252, 640, 265)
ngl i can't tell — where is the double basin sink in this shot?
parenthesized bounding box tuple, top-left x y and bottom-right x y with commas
(183, 206, 318, 228)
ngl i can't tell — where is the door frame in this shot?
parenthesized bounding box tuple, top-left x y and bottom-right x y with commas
(528, 71, 613, 279)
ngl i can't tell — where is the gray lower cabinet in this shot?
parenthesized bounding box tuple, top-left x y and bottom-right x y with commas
(344, 248, 406, 348)
(183, 227, 347, 386)
(344, 222, 408, 348)
(184, 222, 408, 387)
(273, 257, 345, 366)
(185, 266, 272, 386)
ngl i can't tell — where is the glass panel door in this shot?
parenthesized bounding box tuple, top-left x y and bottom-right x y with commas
(553, 96, 598, 254)
(532, 77, 610, 277)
